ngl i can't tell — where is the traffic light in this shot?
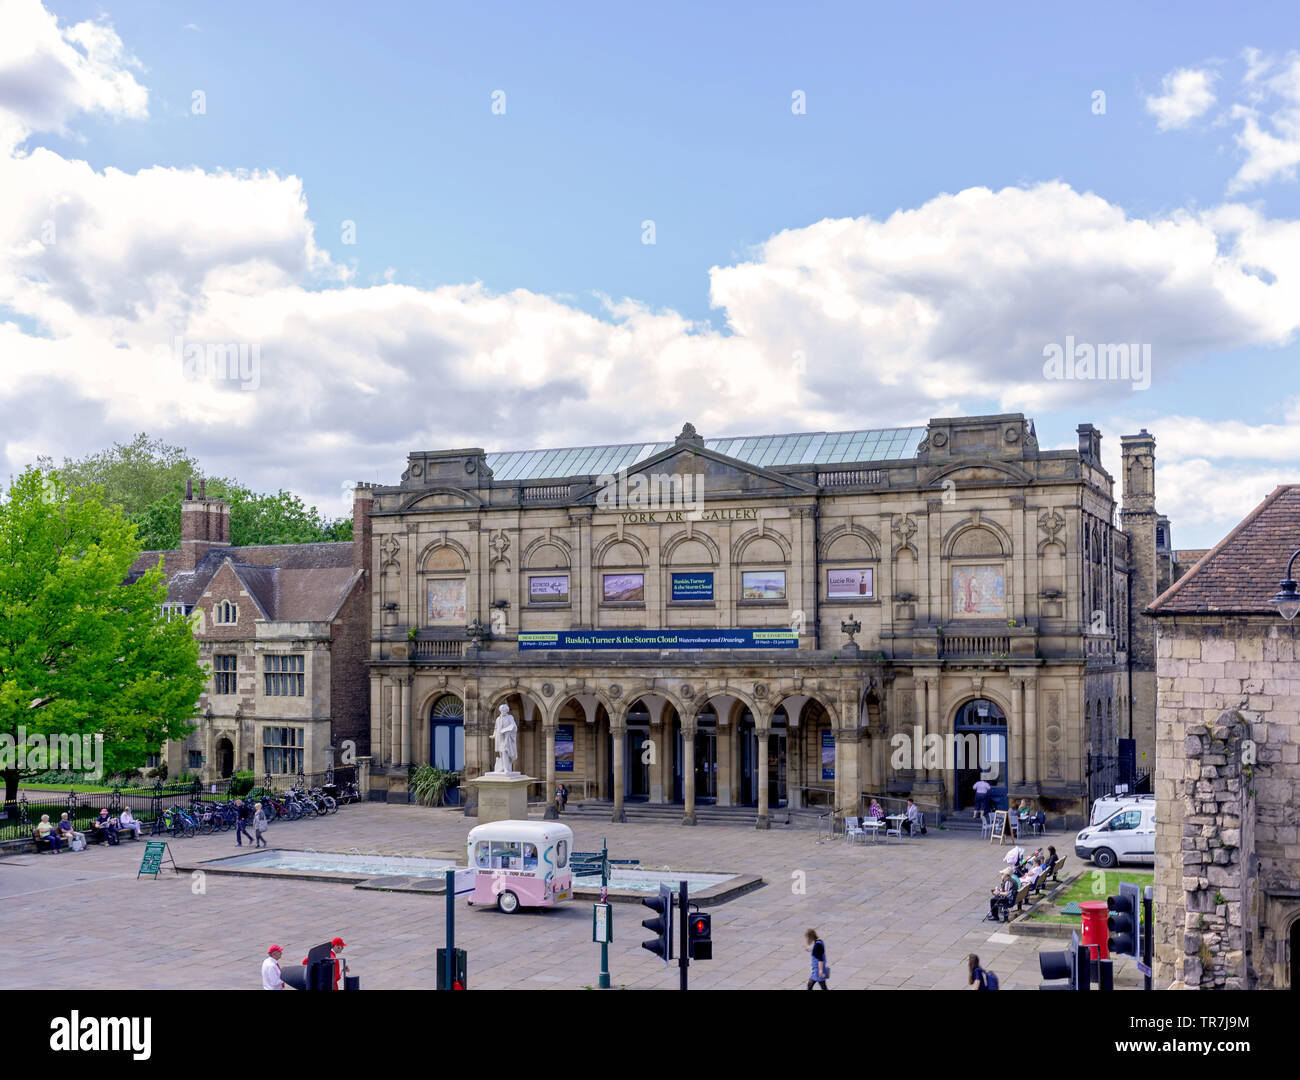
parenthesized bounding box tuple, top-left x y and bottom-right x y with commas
(688, 912, 712, 960)
(1107, 882, 1140, 959)
(640, 883, 672, 964)
(1038, 932, 1089, 990)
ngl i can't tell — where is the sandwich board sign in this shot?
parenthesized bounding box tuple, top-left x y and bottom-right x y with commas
(989, 810, 1010, 844)
(138, 840, 178, 879)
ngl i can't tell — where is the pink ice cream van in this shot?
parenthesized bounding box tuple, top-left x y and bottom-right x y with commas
(466, 820, 574, 914)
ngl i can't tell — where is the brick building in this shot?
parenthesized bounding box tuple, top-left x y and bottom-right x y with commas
(1149, 484, 1300, 989)
(128, 480, 371, 783)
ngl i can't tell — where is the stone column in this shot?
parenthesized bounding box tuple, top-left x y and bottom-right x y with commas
(389, 677, 401, 766)
(924, 677, 939, 783)
(1024, 678, 1038, 785)
(544, 722, 556, 805)
(755, 710, 772, 830)
(400, 677, 412, 767)
(1009, 677, 1024, 789)
(681, 716, 697, 826)
(610, 718, 627, 823)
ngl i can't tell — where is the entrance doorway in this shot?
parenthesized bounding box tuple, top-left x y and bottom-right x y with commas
(673, 711, 717, 803)
(429, 694, 465, 805)
(739, 707, 788, 807)
(216, 738, 234, 779)
(953, 698, 1007, 812)
(1291, 918, 1298, 990)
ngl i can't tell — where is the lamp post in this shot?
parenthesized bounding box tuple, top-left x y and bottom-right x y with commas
(1270, 549, 1300, 621)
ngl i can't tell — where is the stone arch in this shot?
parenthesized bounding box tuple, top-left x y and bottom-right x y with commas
(690, 685, 765, 726)
(731, 528, 791, 564)
(547, 689, 617, 728)
(820, 523, 880, 561)
(486, 685, 548, 725)
(398, 487, 486, 511)
(949, 689, 1012, 728)
(611, 685, 689, 728)
(523, 535, 572, 568)
(942, 519, 1010, 558)
(659, 530, 720, 567)
(416, 686, 467, 721)
(593, 532, 649, 567)
(768, 688, 841, 730)
(417, 537, 472, 573)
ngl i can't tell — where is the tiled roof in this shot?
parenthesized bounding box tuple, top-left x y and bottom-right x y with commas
(151, 542, 359, 621)
(484, 426, 928, 482)
(1149, 485, 1300, 615)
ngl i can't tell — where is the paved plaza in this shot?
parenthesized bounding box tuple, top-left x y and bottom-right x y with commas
(0, 805, 1142, 990)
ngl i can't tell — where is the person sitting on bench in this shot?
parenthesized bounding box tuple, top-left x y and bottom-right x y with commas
(987, 868, 1017, 922)
(35, 814, 63, 853)
(119, 807, 142, 840)
(93, 808, 120, 845)
(57, 813, 86, 850)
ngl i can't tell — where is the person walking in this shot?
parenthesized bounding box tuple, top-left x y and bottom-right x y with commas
(804, 929, 829, 990)
(234, 798, 253, 846)
(262, 945, 285, 989)
(972, 778, 991, 818)
(253, 802, 269, 848)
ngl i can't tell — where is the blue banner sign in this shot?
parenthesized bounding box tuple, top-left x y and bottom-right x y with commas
(670, 572, 714, 601)
(518, 629, 798, 650)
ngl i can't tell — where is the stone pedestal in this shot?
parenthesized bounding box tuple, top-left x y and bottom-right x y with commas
(468, 773, 535, 825)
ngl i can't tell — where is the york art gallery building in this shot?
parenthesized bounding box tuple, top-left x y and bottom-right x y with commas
(359, 414, 1184, 826)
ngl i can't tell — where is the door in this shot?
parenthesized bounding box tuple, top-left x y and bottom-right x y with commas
(768, 733, 787, 807)
(695, 730, 717, 802)
(953, 699, 1007, 811)
(1101, 809, 1143, 861)
(216, 738, 234, 779)
(627, 730, 650, 799)
(429, 694, 465, 805)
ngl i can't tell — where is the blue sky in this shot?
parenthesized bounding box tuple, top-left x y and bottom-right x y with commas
(4, 0, 1300, 546)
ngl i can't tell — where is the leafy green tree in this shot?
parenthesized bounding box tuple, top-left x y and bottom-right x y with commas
(0, 469, 206, 803)
(47, 434, 351, 550)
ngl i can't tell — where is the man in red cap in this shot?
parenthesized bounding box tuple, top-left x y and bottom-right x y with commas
(302, 937, 347, 989)
(262, 945, 285, 990)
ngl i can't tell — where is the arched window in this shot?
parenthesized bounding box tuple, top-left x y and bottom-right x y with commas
(215, 600, 237, 625)
(429, 695, 465, 774)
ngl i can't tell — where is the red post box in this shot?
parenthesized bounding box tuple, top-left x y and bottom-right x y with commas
(1079, 900, 1110, 960)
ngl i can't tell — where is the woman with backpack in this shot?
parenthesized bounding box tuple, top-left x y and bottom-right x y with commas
(968, 954, 998, 989)
(804, 929, 829, 989)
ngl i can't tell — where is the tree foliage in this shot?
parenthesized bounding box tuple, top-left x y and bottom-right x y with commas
(0, 469, 206, 801)
(42, 433, 351, 551)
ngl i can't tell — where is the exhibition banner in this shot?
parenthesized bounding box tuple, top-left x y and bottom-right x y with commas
(518, 628, 798, 650)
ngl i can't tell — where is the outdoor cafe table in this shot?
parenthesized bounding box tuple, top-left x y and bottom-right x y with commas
(886, 814, 906, 840)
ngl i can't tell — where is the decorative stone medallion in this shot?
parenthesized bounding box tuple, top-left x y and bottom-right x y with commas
(608, 684, 621, 699)
(541, 682, 554, 697)
(680, 683, 695, 699)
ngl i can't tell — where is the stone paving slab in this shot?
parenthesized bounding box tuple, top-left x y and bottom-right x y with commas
(0, 804, 1140, 990)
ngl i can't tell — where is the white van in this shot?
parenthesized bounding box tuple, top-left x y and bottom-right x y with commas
(1089, 793, 1153, 827)
(1074, 805, 1155, 868)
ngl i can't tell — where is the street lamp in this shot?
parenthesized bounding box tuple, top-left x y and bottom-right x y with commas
(1271, 549, 1300, 621)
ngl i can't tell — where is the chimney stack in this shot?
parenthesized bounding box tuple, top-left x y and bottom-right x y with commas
(179, 477, 231, 572)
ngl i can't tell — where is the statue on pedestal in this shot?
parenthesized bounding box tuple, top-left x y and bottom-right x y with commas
(490, 703, 518, 775)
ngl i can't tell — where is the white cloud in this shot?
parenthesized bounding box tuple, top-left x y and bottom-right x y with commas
(1145, 67, 1217, 131)
(0, 2, 1297, 552)
(0, 0, 146, 146)
(1225, 53, 1300, 192)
